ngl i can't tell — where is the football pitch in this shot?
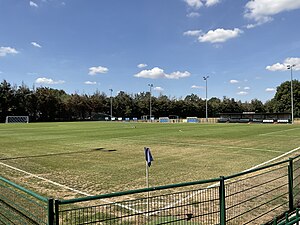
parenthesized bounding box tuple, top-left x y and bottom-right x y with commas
(1, 121, 300, 200)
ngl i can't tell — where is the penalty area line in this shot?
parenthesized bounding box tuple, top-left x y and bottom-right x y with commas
(0, 162, 142, 214)
(259, 127, 300, 136)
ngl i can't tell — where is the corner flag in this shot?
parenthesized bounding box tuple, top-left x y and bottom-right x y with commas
(144, 147, 154, 167)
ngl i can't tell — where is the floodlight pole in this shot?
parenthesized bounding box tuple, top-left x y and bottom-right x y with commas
(109, 89, 113, 120)
(203, 76, 209, 122)
(287, 65, 296, 124)
(148, 84, 153, 122)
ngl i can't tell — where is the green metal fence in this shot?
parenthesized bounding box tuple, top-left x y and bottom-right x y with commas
(54, 159, 296, 225)
(55, 178, 221, 225)
(1, 156, 300, 224)
(0, 176, 53, 225)
(272, 208, 300, 225)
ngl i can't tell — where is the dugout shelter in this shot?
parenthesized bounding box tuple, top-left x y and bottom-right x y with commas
(218, 112, 291, 123)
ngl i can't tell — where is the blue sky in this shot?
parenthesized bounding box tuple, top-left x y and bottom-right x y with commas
(0, 0, 300, 102)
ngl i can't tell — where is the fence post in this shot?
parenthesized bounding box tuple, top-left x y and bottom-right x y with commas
(273, 217, 277, 225)
(219, 176, 226, 225)
(55, 200, 60, 225)
(48, 198, 54, 225)
(288, 158, 294, 212)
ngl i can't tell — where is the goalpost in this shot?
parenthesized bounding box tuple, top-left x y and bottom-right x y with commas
(5, 116, 29, 124)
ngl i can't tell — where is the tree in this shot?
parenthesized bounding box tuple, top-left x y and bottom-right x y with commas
(0, 80, 14, 122)
(35, 87, 67, 121)
(89, 91, 109, 115)
(11, 83, 32, 116)
(271, 80, 300, 117)
(208, 97, 222, 117)
(114, 91, 134, 117)
(220, 97, 243, 113)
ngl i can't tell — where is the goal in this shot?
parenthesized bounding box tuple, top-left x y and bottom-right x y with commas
(5, 116, 29, 123)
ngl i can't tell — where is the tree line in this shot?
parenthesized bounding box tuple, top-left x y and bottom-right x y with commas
(0, 79, 299, 122)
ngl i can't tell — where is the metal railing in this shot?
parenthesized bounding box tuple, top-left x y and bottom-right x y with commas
(1, 156, 300, 224)
(0, 176, 53, 225)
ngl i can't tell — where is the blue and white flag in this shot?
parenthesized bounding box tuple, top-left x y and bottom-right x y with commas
(144, 147, 154, 167)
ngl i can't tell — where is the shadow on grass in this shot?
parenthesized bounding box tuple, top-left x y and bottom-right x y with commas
(0, 148, 117, 161)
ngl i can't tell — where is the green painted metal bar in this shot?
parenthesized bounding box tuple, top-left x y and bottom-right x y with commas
(48, 199, 54, 225)
(59, 177, 221, 204)
(0, 176, 47, 202)
(55, 199, 60, 225)
(219, 176, 226, 225)
(288, 159, 294, 212)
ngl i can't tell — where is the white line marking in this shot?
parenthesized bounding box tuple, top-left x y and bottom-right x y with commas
(115, 136, 283, 153)
(162, 142, 283, 154)
(242, 146, 300, 172)
(259, 134, 300, 138)
(150, 146, 300, 216)
(2, 146, 300, 217)
(0, 162, 142, 214)
(259, 127, 300, 136)
(0, 162, 91, 196)
(195, 144, 282, 153)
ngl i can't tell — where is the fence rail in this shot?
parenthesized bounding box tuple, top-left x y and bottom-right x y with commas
(0, 176, 53, 225)
(1, 156, 300, 224)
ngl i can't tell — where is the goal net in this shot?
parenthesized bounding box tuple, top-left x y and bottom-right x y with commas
(6, 116, 29, 123)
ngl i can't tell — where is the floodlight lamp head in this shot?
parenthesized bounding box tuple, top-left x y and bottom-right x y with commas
(287, 64, 295, 70)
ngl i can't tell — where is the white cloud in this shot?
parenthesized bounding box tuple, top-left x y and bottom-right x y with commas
(166, 71, 191, 79)
(183, 30, 202, 37)
(245, 23, 257, 29)
(244, 86, 250, 90)
(266, 57, 300, 71)
(230, 79, 239, 84)
(186, 12, 200, 18)
(184, 0, 203, 9)
(198, 28, 243, 43)
(35, 77, 65, 85)
(237, 91, 248, 95)
(30, 1, 38, 7)
(244, 0, 300, 26)
(265, 88, 276, 92)
(266, 63, 286, 71)
(205, 0, 220, 7)
(135, 67, 165, 79)
(154, 87, 164, 91)
(0, 46, 19, 57)
(84, 81, 97, 85)
(88, 66, 109, 75)
(191, 85, 204, 89)
(134, 67, 191, 79)
(184, 0, 221, 8)
(31, 42, 42, 48)
(137, 63, 147, 68)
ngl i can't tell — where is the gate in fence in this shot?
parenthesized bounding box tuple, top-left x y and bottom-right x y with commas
(2, 156, 300, 224)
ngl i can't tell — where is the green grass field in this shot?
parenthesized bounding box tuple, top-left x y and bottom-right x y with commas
(1, 122, 300, 200)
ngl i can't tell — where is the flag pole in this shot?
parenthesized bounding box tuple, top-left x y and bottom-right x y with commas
(145, 155, 150, 219)
(144, 147, 153, 219)
(146, 160, 149, 188)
